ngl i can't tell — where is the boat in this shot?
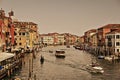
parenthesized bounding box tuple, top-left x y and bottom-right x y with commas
(40, 55, 44, 64)
(66, 45, 70, 48)
(74, 46, 83, 50)
(55, 50, 65, 58)
(98, 55, 105, 59)
(104, 56, 113, 61)
(86, 63, 104, 74)
(49, 50, 53, 53)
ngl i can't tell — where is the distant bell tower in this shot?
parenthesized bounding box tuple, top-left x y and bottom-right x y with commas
(0, 8, 5, 18)
(8, 10, 14, 17)
(8, 9, 18, 22)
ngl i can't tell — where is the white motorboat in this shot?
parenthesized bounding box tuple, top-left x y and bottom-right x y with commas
(86, 63, 104, 74)
(104, 56, 113, 61)
(55, 50, 65, 58)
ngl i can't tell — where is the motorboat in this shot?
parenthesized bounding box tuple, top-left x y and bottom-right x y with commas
(98, 55, 105, 59)
(66, 45, 70, 48)
(86, 63, 104, 74)
(55, 50, 65, 58)
(74, 46, 83, 50)
(49, 50, 53, 53)
(104, 56, 113, 61)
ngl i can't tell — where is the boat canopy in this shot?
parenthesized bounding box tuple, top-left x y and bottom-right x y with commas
(0, 52, 15, 62)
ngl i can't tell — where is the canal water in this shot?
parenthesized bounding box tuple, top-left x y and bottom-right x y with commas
(15, 46, 120, 80)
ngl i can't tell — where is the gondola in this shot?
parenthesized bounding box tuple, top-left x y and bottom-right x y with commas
(40, 56, 44, 64)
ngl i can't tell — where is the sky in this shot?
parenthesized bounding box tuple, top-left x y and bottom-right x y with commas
(0, 0, 120, 36)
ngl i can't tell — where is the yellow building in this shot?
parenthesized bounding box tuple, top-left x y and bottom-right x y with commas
(14, 21, 39, 50)
(28, 22, 39, 49)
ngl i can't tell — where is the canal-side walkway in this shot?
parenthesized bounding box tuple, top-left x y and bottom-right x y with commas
(16, 53, 35, 80)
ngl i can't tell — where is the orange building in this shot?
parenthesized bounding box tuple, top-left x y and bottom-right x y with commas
(0, 9, 15, 52)
(84, 29, 97, 46)
(80, 35, 85, 44)
(97, 24, 120, 47)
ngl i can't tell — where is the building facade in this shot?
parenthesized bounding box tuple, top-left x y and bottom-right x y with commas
(106, 29, 120, 56)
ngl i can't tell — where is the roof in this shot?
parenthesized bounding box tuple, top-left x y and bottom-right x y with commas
(85, 29, 97, 33)
(98, 24, 120, 30)
(14, 21, 37, 25)
(80, 35, 85, 38)
(0, 52, 15, 62)
(19, 28, 26, 32)
(106, 29, 120, 34)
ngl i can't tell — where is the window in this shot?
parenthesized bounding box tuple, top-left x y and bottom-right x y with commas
(108, 42, 112, 47)
(22, 33, 25, 35)
(109, 35, 112, 38)
(5, 32, 9, 37)
(113, 35, 115, 38)
(19, 43, 22, 45)
(116, 42, 120, 46)
(117, 49, 119, 52)
(19, 38, 21, 40)
(14, 32, 17, 35)
(15, 43, 17, 45)
(116, 35, 119, 39)
(19, 33, 21, 35)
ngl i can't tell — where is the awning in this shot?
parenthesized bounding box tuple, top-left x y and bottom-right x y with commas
(12, 48, 20, 52)
(0, 52, 15, 62)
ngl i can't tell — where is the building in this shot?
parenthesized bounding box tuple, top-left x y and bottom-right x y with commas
(79, 36, 85, 44)
(97, 24, 120, 47)
(14, 21, 39, 50)
(57, 34, 65, 45)
(40, 33, 79, 46)
(105, 29, 120, 56)
(84, 29, 97, 46)
(90, 33, 97, 49)
(0, 9, 15, 52)
(40, 34, 54, 46)
(48, 33, 59, 45)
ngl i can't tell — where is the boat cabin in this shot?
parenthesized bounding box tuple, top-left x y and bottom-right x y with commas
(55, 50, 65, 58)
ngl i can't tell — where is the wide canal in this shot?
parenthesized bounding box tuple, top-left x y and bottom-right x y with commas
(15, 46, 120, 80)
